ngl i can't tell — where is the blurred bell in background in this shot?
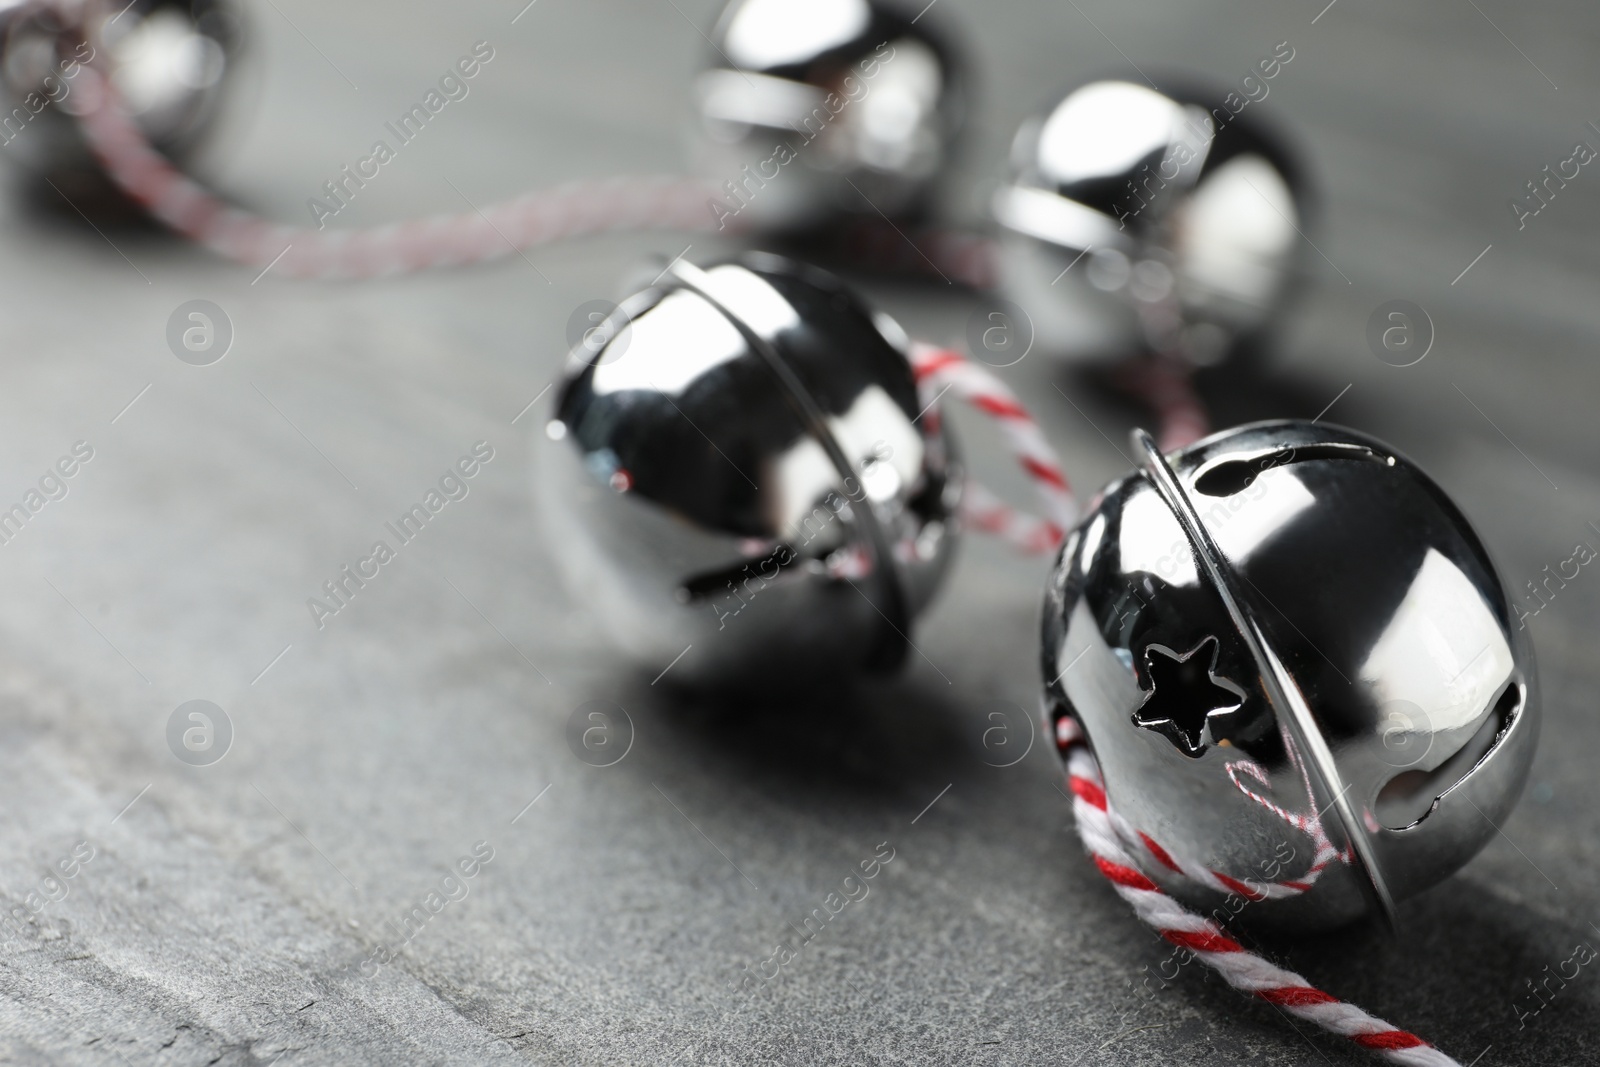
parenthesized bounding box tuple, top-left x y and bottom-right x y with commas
(691, 0, 967, 244)
(540, 252, 963, 690)
(994, 77, 1309, 369)
(0, 0, 243, 210)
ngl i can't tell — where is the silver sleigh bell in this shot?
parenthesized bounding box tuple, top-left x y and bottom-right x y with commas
(995, 78, 1307, 366)
(539, 252, 962, 688)
(1043, 421, 1538, 929)
(693, 0, 965, 236)
(0, 0, 242, 191)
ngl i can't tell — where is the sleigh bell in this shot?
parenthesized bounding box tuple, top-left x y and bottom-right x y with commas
(0, 0, 242, 193)
(995, 78, 1306, 366)
(1041, 420, 1538, 929)
(539, 252, 962, 688)
(692, 0, 965, 236)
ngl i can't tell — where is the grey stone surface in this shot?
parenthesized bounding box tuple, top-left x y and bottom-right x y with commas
(0, 0, 1598, 1064)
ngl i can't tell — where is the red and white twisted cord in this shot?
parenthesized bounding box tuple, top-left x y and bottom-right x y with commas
(910, 344, 1078, 555)
(909, 345, 1207, 557)
(918, 347, 1451, 1062)
(64, 63, 723, 280)
(1054, 716, 1457, 1065)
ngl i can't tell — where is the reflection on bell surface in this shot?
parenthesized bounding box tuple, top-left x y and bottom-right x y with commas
(995, 78, 1307, 366)
(693, 0, 966, 236)
(1041, 420, 1539, 929)
(540, 252, 963, 689)
(0, 0, 243, 194)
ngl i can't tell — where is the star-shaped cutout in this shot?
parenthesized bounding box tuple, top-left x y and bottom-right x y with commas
(1131, 637, 1246, 757)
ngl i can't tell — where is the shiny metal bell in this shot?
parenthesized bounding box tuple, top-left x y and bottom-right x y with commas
(540, 252, 963, 688)
(1042, 421, 1538, 929)
(995, 78, 1307, 366)
(0, 0, 242, 184)
(693, 0, 965, 235)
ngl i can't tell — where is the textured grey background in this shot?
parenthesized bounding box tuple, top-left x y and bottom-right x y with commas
(1, 0, 1598, 1064)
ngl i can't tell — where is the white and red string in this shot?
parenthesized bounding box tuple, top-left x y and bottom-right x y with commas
(66, 64, 724, 279)
(910, 343, 1079, 555)
(909, 347, 1455, 1064)
(1057, 715, 1457, 1065)
(908, 343, 1207, 557)
(46, 10, 1450, 1060)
